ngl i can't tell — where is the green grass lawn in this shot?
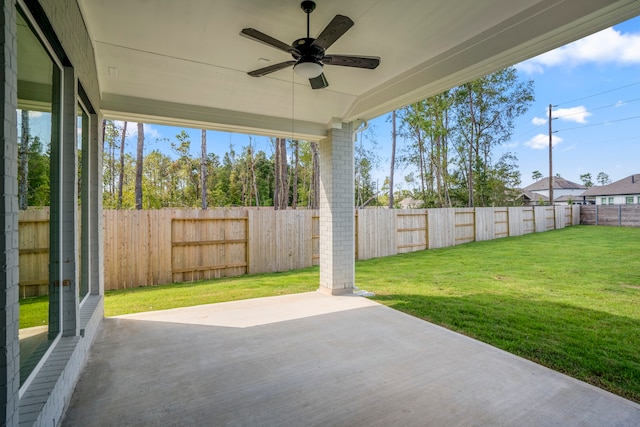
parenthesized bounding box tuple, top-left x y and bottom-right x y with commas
(103, 268, 318, 316)
(361, 225, 640, 403)
(18, 225, 640, 402)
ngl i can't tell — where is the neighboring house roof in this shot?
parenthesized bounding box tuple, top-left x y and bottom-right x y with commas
(519, 191, 548, 202)
(398, 197, 425, 209)
(582, 174, 640, 196)
(555, 195, 579, 202)
(523, 177, 586, 192)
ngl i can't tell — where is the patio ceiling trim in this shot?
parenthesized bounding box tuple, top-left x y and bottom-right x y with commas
(101, 93, 329, 141)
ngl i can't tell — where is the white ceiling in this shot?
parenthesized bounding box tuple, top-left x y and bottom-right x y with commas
(77, 0, 640, 141)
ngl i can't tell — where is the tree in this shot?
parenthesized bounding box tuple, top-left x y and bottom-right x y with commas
(142, 150, 173, 208)
(354, 127, 379, 207)
(291, 140, 299, 209)
(452, 67, 534, 207)
(389, 110, 397, 208)
(102, 120, 122, 208)
(486, 152, 521, 206)
(396, 68, 531, 207)
(135, 123, 144, 209)
(25, 136, 50, 206)
(243, 141, 260, 207)
(309, 141, 320, 209)
(273, 137, 288, 210)
(532, 170, 543, 181)
(597, 172, 611, 186)
(579, 173, 593, 187)
(18, 110, 30, 210)
(117, 121, 127, 208)
(170, 130, 200, 207)
(200, 129, 208, 210)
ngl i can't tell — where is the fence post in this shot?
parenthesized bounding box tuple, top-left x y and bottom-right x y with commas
(425, 211, 429, 249)
(618, 205, 622, 227)
(246, 210, 251, 274)
(354, 210, 359, 260)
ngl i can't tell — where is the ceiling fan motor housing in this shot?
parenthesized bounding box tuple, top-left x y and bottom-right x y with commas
(292, 38, 324, 62)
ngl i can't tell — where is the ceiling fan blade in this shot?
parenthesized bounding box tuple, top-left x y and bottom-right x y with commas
(323, 55, 380, 69)
(311, 15, 354, 50)
(240, 28, 298, 55)
(309, 73, 329, 90)
(247, 61, 296, 77)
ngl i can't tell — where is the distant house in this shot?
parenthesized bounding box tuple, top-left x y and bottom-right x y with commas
(581, 174, 640, 205)
(398, 197, 425, 209)
(519, 177, 586, 206)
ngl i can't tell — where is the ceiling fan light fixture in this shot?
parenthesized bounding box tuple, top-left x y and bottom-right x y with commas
(294, 60, 323, 78)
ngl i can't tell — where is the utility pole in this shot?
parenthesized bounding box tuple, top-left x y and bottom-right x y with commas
(548, 104, 553, 206)
(389, 110, 396, 209)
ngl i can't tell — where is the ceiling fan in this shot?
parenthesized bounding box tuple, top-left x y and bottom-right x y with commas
(240, 1, 380, 89)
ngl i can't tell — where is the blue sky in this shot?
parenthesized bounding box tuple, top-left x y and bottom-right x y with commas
(110, 15, 640, 190)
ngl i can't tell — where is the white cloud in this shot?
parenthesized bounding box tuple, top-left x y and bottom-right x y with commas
(29, 111, 43, 119)
(553, 106, 591, 123)
(615, 100, 626, 107)
(113, 121, 162, 140)
(532, 116, 547, 126)
(144, 125, 162, 139)
(517, 27, 640, 73)
(525, 133, 563, 150)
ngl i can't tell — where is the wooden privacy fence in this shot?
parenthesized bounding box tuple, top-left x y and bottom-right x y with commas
(580, 205, 640, 227)
(18, 209, 50, 298)
(19, 205, 580, 294)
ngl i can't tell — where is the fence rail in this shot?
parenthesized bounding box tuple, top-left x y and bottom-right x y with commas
(19, 205, 580, 294)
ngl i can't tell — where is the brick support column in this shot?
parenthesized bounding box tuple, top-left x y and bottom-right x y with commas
(60, 67, 79, 336)
(0, 1, 19, 424)
(318, 122, 354, 295)
(89, 112, 103, 296)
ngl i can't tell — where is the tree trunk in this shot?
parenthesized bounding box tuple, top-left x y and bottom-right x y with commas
(19, 110, 30, 210)
(274, 137, 288, 210)
(418, 129, 426, 200)
(200, 129, 207, 210)
(389, 110, 396, 209)
(117, 121, 127, 208)
(442, 108, 452, 207)
(135, 123, 144, 210)
(292, 140, 299, 209)
(467, 87, 475, 207)
(309, 141, 320, 210)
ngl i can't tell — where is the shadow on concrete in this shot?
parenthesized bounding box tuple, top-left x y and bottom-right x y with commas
(62, 293, 640, 426)
(373, 292, 640, 403)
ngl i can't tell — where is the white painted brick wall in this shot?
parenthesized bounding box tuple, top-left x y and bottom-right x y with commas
(39, 0, 100, 111)
(9, 2, 103, 425)
(1, 0, 20, 424)
(318, 122, 355, 295)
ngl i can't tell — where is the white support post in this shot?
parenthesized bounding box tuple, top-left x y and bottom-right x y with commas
(318, 122, 354, 295)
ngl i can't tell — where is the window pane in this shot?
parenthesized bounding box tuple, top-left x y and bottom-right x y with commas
(78, 103, 89, 299)
(17, 8, 61, 385)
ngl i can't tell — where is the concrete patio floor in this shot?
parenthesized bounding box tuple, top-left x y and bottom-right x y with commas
(61, 292, 640, 426)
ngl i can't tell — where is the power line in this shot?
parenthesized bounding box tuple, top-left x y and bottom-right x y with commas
(556, 79, 640, 106)
(510, 95, 640, 140)
(555, 114, 640, 133)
